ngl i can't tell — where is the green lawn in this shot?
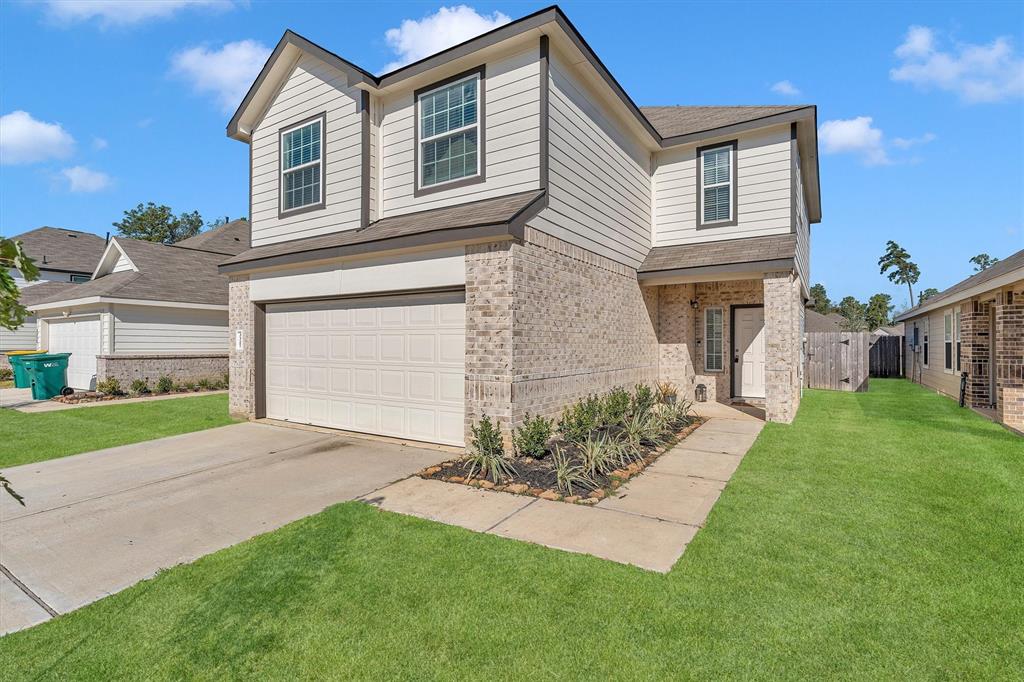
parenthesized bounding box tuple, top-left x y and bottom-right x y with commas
(1, 380, 1020, 679)
(0, 394, 237, 467)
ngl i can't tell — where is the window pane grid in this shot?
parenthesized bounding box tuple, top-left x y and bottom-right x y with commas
(281, 119, 323, 212)
(419, 76, 480, 188)
(705, 308, 724, 371)
(283, 165, 320, 211)
(701, 146, 732, 223)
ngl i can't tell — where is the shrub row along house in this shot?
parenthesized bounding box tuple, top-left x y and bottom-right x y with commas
(895, 249, 1024, 432)
(219, 5, 821, 446)
(2, 220, 249, 390)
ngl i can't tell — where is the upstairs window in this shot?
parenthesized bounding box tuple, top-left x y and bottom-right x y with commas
(698, 141, 737, 226)
(705, 307, 724, 371)
(280, 114, 325, 214)
(417, 69, 483, 193)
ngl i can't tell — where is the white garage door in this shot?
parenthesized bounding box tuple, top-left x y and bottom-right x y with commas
(265, 292, 465, 446)
(47, 317, 101, 390)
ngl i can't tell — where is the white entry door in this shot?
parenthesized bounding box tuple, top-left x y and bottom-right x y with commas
(47, 317, 101, 390)
(733, 306, 766, 399)
(265, 292, 465, 446)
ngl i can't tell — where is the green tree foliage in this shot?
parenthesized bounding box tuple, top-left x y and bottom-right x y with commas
(809, 283, 832, 314)
(113, 203, 204, 244)
(878, 241, 920, 308)
(865, 293, 894, 331)
(969, 253, 1000, 272)
(836, 296, 867, 331)
(0, 237, 39, 332)
(918, 288, 939, 305)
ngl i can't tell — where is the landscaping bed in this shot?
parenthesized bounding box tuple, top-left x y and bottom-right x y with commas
(51, 374, 229, 404)
(418, 383, 703, 504)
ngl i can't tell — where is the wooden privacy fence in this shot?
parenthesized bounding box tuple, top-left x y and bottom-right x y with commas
(804, 332, 870, 392)
(869, 335, 904, 378)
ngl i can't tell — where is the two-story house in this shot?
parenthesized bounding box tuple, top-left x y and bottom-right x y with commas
(220, 5, 821, 447)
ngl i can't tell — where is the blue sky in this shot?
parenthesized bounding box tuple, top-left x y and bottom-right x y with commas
(1, 1, 1021, 309)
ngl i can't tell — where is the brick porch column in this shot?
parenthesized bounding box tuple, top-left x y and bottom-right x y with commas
(763, 271, 801, 423)
(228, 275, 256, 420)
(995, 295, 1024, 430)
(961, 300, 993, 408)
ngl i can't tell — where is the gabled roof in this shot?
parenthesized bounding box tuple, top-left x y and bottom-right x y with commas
(17, 280, 75, 306)
(220, 189, 546, 273)
(895, 249, 1024, 322)
(805, 310, 844, 332)
(641, 106, 811, 139)
(174, 219, 250, 255)
(5, 227, 107, 274)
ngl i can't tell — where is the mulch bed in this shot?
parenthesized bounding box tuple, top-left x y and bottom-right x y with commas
(51, 388, 223, 404)
(418, 417, 706, 505)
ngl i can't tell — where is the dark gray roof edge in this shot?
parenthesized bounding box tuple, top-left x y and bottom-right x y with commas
(219, 190, 547, 274)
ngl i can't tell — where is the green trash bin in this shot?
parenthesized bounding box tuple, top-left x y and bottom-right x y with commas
(8, 351, 47, 388)
(22, 353, 72, 400)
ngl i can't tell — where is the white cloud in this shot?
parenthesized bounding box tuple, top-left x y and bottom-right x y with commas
(171, 39, 271, 112)
(382, 5, 511, 72)
(891, 132, 936, 149)
(61, 165, 112, 192)
(0, 110, 75, 165)
(818, 116, 890, 166)
(43, 0, 235, 28)
(770, 80, 801, 97)
(891, 25, 1024, 103)
(92, 136, 109, 150)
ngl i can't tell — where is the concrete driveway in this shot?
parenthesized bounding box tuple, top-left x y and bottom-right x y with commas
(0, 422, 444, 635)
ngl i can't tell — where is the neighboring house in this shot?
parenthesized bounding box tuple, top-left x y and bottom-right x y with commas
(895, 249, 1023, 431)
(872, 322, 904, 337)
(220, 6, 821, 446)
(805, 310, 843, 332)
(28, 220, 250, 391)
(1, 227, 107, 353)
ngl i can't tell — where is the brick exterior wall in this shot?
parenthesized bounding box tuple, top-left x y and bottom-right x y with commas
(764, 271, 802, 423)
(961, 299, 994, 408)
(228, 276, 255, 419)
(657, 283, 696, 395)
(995, 285, 1024, 431)
(97, 354, 228, 388)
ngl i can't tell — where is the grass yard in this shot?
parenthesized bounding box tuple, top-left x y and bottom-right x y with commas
(1, 380, 1020, 679)
(0, 394, 236, 467)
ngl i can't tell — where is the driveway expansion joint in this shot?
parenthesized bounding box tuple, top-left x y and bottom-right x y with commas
(0, 563, 59, 618)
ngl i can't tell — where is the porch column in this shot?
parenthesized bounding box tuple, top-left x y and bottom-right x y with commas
(961, 300, 992, 408)
(228, 275, 256, 420)
(995, 292, 1024, 431)
(763, 271, 801, 423)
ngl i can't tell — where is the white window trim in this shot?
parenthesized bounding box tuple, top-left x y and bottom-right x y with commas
(954, 309, 961, 373)
(279, 116, 325, 216)
(943, 310, 955, 373)
(698, 144, 735, 225)
(416, 72, 481, 191)
(704, 306, 724, 372)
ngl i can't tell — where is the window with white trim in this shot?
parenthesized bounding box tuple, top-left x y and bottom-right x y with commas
(922, 317, 930, 368)
(418, 73, 480, 189)
(280, 116, 323, 213)
(944, 311, 954, 372)
(955, 310, 961, 372)
(705, 307, 724, 371)
(700, 144, 733, 224)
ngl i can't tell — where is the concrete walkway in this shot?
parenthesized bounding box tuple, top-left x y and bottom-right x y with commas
(0, 387, 227, 413)
(0, 422, 443, 636)
(362, 404, 764, 573)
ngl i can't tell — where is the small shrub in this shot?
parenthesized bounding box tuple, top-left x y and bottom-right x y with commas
(177, 380, 197, 392)
(552, 445, 594, 496)
(578, 433, 617, 478)
(512, 413, 553, 459)
(155, 375, 174, 393)
(600, 387, 631, 427)
(197, 377, 212, 390)
(631, 383, 657, 420)
(558, 395, 600, 444)
(0, 366, 13, 381)
(222, 372, 230, 387)
(464, 416, 516, 483)
(129, 378, 149, 396)
(96, 377, 121, 396)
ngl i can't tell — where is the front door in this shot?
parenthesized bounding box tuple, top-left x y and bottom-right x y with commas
(733, 306, 766, 399)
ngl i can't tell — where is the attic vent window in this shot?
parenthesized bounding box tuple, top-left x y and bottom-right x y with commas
(279, 113, 325, 215)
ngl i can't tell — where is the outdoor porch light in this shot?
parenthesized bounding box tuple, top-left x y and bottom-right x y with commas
(690, 299, 699, 309)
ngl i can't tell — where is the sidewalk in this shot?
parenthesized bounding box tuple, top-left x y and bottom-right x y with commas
(361, 404, 764, 573)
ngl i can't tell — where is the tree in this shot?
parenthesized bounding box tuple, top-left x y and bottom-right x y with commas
(865, 293, 894, 331)
(836, 296, 867, 331)
(878, 240, 920, 308)
(918, 288, 939, 305)
(113, 203, 204, 244)
(969, 253, 999, 272)
(809, 283, 832, 314)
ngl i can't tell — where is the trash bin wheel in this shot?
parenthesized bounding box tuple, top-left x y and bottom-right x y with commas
(61, 386, 74, 397)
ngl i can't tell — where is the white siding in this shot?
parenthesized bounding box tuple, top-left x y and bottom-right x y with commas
(369, 96, 379, 223)
(379, 47, 541, 218)
(111, 306, 228, 353)
(793, 139, 810, 285)
(529, 49, 652, 268)
(653, 124, 792, 246)
(251, 53, 364, 247)
(0, 318, 38, 351)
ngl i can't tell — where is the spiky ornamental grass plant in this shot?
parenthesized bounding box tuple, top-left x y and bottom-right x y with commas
(464, 415, 517, 483)
(551, 445, 594, 496)
(578, 433, 618, 478)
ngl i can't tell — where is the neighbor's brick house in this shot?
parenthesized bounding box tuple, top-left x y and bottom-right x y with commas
(219, 6, 821, 447)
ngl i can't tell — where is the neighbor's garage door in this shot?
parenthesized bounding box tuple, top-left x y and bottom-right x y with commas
(265, 292, 465, 446)
(47, 317, 101, 390)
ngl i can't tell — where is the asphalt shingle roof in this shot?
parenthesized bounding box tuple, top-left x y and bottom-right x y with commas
(639, 234, 797, 273)
(6, 227, 107, 274)
(895, 248, 1024, 321)
(640, 106, 809, 139)
(174, 219, 250, 255)
(805, 310, 844, 332)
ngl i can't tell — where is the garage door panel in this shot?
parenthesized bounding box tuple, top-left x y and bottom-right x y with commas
(48, 318, 101, 391)
(266, 294, 465, 446)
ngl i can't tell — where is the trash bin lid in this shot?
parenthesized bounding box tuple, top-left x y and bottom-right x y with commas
(20, 352, 72, 363)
